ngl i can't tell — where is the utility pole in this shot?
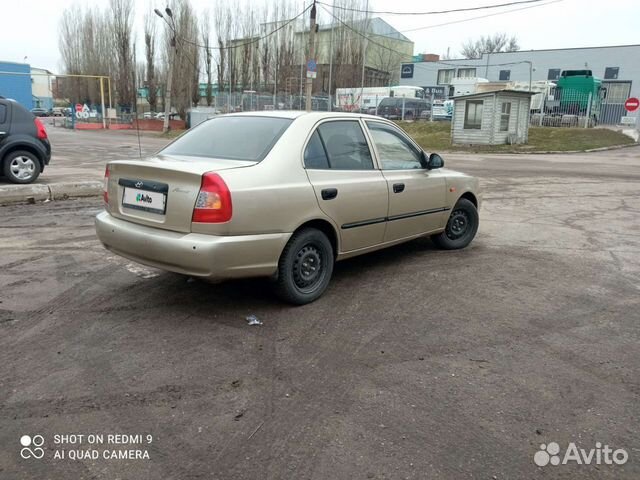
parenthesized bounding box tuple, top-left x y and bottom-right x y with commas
(305, 1, 317, 112)
(359, 0, 369, 111)
(163, 36, 176, 133)
(327, 0, 334, 111)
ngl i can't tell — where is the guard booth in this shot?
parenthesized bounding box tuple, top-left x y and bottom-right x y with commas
(451, 90, 535, 145)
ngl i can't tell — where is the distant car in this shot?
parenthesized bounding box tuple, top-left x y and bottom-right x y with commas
(155, 112, 179, 120)
(143, 111, 157, 119)
(52, 107, 72, 117)
(0, 97, 51, 183)
(95, 111, 480, 304)
(30, 107, 49, 117)
(377, 97, 430, 120)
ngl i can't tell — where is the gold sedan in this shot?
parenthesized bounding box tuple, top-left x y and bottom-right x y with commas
(96, 112, 481, 304)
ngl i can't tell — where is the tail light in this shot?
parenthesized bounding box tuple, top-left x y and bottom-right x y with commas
(103, 165, 110, 205)
(192, 172, 232, 223)
(34, 118, 47, 140)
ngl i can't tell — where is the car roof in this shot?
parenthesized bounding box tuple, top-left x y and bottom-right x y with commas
(227, 110, 383, 121)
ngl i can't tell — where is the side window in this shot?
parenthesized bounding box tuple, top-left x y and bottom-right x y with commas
(366, 122, 423, 170)
(0, 104, 6, 124)
(317, 121, 373, 170)
(304, 131, 329, 169)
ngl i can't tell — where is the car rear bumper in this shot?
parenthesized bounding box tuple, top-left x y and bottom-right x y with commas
(95, 211, 291, 279)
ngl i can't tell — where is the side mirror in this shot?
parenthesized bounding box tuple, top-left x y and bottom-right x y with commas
(427, 152, 444, 170)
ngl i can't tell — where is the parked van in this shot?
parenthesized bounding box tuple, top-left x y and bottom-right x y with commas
(376, 97, 430, 120)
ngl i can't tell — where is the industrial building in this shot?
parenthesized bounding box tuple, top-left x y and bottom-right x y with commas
(399, 44, 640, 124)
(31, 67, 54, 111)
(0, 61, 32, 108)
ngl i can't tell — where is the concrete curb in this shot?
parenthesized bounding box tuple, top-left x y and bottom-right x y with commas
(440, 142, 639, 155)
(0, 181, 102, 206)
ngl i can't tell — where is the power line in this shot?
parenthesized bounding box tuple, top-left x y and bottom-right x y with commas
(174, 5, 311, 52)
(316, 0, 547, 16)
(318, 5, 534, 70)
(399, 0, 562, 33)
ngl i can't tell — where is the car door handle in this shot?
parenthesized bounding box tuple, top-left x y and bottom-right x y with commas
(393, 183, 405, 193)
(321, 188, 338, 200)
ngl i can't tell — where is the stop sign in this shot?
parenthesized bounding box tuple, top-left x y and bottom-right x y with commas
(625, 97, 639, 112)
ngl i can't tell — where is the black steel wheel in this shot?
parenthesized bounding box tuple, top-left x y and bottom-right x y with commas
(274, 228, 334, 305)
(431, 198, 479, 250)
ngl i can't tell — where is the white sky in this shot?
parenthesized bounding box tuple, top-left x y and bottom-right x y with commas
(2, 0, 639, 72)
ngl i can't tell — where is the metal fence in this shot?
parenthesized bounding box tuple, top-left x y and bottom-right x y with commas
(529, 85, 635, 128)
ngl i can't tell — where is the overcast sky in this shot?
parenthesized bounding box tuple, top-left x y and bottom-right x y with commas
(2, 0, 639, 72)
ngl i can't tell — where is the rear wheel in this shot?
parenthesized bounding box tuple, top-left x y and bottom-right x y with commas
(274, 228, 334, 305)
(3, 150, 41, 184)
(431, 198, 479, 250)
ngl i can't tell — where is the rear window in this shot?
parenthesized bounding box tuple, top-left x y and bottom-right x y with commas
(0, 104, 6, 123)
(160, 116, 292, 161)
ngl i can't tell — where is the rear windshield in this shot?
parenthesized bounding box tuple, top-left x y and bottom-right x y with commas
(160, 116, 292, 161)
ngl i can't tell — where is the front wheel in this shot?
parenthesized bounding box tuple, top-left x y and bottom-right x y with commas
(274, 228, 334, 305)
(431, 198, 479, 250)
(3, 150, 41, 184)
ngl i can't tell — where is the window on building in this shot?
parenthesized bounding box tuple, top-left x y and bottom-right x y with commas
(500, 102, 511, 131)
(547, 69, 561, 81)
(457, 68, 477, 78)
(604, 67, 619, 80)
(437, 69, 455, 85)
(464, 100, 484, 130)
(499, 70, 511, 81)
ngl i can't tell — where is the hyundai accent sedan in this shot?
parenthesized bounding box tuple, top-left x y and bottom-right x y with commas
(95, 111, 480, 304)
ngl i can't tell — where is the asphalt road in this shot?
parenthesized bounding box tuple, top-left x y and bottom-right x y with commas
(1, 135, 639, 479)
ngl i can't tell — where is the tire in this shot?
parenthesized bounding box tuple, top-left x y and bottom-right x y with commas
(3, 150, 41, 184)
(274, 228, 334, 305)
(431, 198, 479, 250)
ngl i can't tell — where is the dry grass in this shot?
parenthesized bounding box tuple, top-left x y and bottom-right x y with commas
(396, 121, 635, 153)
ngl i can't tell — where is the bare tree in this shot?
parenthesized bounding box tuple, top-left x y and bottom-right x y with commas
(461, 33, 520, 59)
(163, 0, 200, 118)
(144, 12, 158, 111)
(201, 11, 213, 106)
(213, 2, 230, 97)
(59, 5, 114, 105)
(110, 0, 135, 108)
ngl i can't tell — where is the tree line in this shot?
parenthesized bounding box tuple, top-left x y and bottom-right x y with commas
(58, 0, 380, 117)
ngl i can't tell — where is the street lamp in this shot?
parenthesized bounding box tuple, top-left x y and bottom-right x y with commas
(155, 7, 177, 133)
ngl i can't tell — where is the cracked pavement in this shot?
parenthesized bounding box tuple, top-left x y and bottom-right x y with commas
(1, 135, 639, 479)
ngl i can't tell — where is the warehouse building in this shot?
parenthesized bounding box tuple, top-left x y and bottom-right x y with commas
(399, 44, 640, 124)
(0, 61, 32, 108)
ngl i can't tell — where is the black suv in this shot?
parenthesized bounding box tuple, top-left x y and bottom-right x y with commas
(0, 97, 51, 183)
(377, 97, 431, 120)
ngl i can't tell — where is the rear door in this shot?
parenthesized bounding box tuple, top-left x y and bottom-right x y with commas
(364, 121, 447, 243)
(0, 101, 10, 145)
(304, 119, 389, 252)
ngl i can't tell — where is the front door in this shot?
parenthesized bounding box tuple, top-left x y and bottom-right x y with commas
(304, 119, 389, 253)
(364, 120, 447, 243)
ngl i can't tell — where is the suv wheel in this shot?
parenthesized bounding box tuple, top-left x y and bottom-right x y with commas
(3, 150, 41, 184)
(274, 228, 334, 305)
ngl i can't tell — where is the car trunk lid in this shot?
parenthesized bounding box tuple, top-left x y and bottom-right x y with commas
(106, 154, 255, 233)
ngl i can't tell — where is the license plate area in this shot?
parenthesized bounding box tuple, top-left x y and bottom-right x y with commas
(119, 178, 168, 215)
